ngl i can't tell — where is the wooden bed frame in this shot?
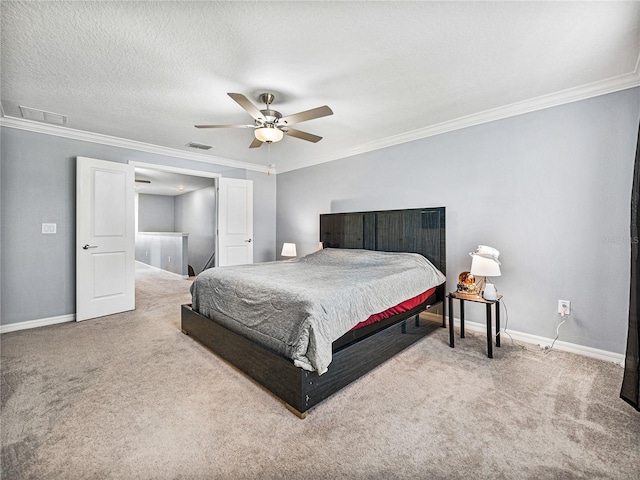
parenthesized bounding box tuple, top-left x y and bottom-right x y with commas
(181, 207, 446, 417)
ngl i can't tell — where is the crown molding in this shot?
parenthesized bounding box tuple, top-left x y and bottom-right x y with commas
(277, 67, 640, 173)
(0, 115, 272, 174)
(2, 63, 638, 175)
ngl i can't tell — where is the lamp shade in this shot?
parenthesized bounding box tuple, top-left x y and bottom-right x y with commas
(470, 255, 501, 277)
(255, 126, 284, 143)
(470, 245, 501, 277)
(281, 242, 297, 257)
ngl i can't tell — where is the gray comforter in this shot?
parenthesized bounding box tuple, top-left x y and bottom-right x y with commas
(191, 248, 445, 375)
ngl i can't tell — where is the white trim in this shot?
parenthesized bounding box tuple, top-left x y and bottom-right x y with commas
(1, 66, 638, 174)
(0, 308, 627, 366)
(0, 314, 75, 334)
(277, 71, 640, 173)
(0, 115, 272, 174)
(439, 314, 625, 366)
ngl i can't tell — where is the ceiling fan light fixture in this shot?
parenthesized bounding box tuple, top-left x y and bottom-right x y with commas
(196, 93, 332, 148)
(255, 126, 284, 143)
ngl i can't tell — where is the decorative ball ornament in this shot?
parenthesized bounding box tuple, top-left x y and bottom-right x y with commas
(457, 271, 480, 296)
(458, 271, 475, 285)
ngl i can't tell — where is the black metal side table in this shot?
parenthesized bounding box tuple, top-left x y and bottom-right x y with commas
(447, 292, 502, 358)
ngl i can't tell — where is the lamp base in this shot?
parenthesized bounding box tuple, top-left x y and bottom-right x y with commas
(483, 283, 498, 301)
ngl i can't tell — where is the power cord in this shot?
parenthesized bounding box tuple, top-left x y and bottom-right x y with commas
(493, 281, 567, 355)
(450, 297, 527, 351)
(496, 298, 528, 351)
(489, 281, 523, 349)
(543, 318, 566, 354)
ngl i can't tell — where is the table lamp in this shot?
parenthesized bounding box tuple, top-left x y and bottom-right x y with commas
(281, 242, 297, 258)
(470, 245, 501, 301)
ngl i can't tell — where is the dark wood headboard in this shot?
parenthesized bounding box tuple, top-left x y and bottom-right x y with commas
(319, 207, 446, 275)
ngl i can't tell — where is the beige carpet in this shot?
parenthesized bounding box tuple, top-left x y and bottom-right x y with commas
(2, 263, 639, 480)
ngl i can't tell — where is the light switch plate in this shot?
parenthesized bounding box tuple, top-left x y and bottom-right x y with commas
(42, 223, 57, 234)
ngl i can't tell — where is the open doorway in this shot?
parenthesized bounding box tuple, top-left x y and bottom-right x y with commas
(77, 158, 253, 323)
(130, 162, 219, 280)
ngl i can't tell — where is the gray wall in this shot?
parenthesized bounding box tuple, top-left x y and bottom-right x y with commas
(0, 127, 277, 326)
(135, 233, 189, 276)
(138, 194, 175, 232)
(248, 169, 277, 264)
(174, 186, 216, 275)
(276, 87, 640, 355)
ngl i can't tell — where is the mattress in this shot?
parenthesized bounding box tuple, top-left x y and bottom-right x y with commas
(191, 248, 445, 374)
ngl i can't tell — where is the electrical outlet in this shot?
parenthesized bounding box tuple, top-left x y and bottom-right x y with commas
(42, 223, 57, 234)
(558, 300, 571, 316)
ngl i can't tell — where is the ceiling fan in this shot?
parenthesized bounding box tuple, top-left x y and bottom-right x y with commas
(195, 93, 333, 148)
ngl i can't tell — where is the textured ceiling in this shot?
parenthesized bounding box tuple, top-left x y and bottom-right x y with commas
(1, 1, 639, 173)
(134, 167, 215, 196)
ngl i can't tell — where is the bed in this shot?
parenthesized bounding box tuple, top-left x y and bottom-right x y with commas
(181, 207, 446, 417)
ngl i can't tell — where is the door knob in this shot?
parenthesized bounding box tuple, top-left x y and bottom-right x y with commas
(245, 239, 252, 243)
(82, 244, 98, 250)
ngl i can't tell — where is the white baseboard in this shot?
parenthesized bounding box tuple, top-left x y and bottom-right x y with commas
(0, 310, 627, 366)
(1, 264, 190, 334)
(422, 312, 625, 366)
(0, 313, 75, 334)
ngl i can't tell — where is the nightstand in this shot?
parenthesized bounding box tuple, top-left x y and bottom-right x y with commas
(447, 292, 502, 358)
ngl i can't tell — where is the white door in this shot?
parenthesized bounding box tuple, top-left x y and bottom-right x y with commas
(76, 157, 135, 321)
(217, 177, 253, 266)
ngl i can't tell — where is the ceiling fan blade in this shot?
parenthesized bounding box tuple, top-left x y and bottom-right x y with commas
(280, 105, 333, 125)
(228, 93, 266, 121)
(194, 124, 253, 129)
(249, 137, 263, 148)
(282, 127, 322, 143)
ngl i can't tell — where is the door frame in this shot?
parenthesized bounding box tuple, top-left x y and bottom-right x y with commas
(129, 162, 220, 183)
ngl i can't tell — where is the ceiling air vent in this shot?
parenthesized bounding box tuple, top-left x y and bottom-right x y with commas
(19, 106, 67, 126)
(185, 142, 212, 150)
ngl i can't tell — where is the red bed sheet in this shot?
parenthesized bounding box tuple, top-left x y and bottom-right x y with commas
(351, 287, 437, 331)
